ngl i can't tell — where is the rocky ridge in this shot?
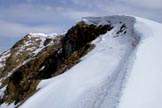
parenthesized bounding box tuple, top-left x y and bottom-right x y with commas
(0, 20, 113, 106)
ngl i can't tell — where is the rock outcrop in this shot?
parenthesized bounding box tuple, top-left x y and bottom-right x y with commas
(0, 21, 113, 106)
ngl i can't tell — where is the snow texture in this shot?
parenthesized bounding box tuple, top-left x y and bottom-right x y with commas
(118, 17, 162, 108)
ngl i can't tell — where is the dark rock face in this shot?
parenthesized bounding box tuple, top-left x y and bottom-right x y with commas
(116, 24, 127, 35)
(63, 21, 113, 57)
(0, 21, 113, 105)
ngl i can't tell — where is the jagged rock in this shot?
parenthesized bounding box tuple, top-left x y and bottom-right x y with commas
(0, 33, 58, 78)
(63, 21, 113, 57)
(3, 35, 63, 104)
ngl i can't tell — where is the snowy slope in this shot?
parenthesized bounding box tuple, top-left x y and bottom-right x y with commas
(118, 17, 162, 108)
(19, 16, 162, 108)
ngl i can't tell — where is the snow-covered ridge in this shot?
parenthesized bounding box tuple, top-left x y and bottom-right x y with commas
(83, 15, 138, 41)
(20, 15, 140, 108)
(82, 15, 135, 26)
(1, 15, 162, 108)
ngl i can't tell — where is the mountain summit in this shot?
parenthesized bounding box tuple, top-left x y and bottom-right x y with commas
(0, 15, 162, 108)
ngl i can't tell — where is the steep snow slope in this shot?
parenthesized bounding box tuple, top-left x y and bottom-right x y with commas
(20, 16, 162, 108)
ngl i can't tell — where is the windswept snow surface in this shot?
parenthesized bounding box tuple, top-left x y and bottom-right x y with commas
(20, 16, 162, 108)
(118, 17, 162, 108)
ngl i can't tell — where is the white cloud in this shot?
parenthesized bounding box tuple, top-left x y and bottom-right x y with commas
(72, 0, 162, 10)
(62, 10, 98, 21)
(0, 0, 162, 38)
(121, 0, 162, 10)
(0, 4, 99, 38)
(0, 20, 62, 37)
(70, 0, 162, 22)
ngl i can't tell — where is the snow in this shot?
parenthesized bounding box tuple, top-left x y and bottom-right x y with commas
(0, 64, 3, 68)
(0, 103, 16, 108)
(0, 86, 6, 98)
(0, 50, 11, 68)
(29, 33, 57, 38)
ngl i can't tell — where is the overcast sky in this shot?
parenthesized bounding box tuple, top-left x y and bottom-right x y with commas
(0, 0, 162, 52)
